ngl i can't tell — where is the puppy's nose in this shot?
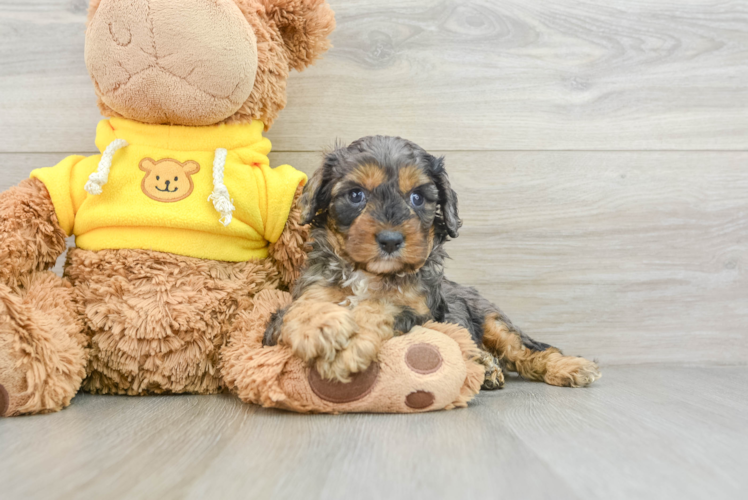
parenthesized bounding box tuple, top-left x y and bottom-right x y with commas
(165, 180, 170, 186)
(376, 231, 404, 254)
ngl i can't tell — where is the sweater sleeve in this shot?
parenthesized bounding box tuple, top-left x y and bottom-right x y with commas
(29, 154, 96, 236)
(260, 164, 307, 244)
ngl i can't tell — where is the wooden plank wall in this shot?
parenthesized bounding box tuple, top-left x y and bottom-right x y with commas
(0, 0, 746, 365)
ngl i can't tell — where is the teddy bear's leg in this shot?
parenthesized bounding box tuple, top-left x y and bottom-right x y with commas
(221, 289, 296, 407)
(0, 178, 68, 287)
(277, 322, 484, 414)
(0, 272, 86, 417)
(482, 314, 601, 388)
(0, 177, 82, 416)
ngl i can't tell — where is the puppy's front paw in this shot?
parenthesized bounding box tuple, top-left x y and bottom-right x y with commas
(314, 333, 381, 384)
(545, 356, 601, 388)
(477, 350, 505, 390)
(281, 301, 357, 365)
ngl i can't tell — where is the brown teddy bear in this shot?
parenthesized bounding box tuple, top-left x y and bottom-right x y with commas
(0, 0, 337, 417)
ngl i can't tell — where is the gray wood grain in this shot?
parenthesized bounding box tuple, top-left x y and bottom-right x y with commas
(0, 365, 745, 500)
(1, 0, 748, 152)
(3, 151, 746, 365)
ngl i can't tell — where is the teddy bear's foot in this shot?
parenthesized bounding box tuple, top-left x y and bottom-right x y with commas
(306, 344, 446, 410)
(1, 286, 36, 417)
(0, 371, 39, 419)
(297, 325, 484, 412)
(0, 345, 29, 417)
(0, 383, 10, 416)
(0, 273, 86, 416)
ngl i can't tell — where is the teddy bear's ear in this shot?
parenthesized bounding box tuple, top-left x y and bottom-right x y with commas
(87, 0, 102, 26)
(182, 161, 201, 176)
(261, 0, 336, 71)
(139, 158, 156, 173)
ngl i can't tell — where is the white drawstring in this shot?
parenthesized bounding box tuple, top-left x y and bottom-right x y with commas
(207, 148, 235, 226)
(84, 139, 129, 195)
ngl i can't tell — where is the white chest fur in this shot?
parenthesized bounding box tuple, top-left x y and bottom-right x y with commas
(338, 270, 405, 309)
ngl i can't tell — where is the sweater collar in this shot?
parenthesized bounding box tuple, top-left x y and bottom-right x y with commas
(94, 117, 270, 154)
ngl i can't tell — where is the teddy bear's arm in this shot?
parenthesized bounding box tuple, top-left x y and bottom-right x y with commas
(0, 178, 67, 288)
(267, 184, 309, 289)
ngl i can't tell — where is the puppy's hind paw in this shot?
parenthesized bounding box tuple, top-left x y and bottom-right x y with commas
(545, 356, 601, 388)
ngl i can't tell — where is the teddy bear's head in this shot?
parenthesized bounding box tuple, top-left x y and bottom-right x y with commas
(85, 0, 335, 127)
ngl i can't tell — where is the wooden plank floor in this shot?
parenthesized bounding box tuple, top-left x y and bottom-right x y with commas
(0, 365, 745, 500)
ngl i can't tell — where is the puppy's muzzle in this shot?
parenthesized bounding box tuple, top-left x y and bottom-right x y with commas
(376, 230, 404, 254)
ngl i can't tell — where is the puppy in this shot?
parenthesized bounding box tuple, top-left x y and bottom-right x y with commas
(264, 136, 601, 388)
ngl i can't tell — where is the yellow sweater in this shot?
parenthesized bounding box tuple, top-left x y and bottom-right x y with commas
(30, 118, 307, 262)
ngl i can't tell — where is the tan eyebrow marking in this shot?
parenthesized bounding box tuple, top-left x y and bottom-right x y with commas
(398, 165, 431, 194)
(333, 164, 387, 197)
(350, 163, 387, 191)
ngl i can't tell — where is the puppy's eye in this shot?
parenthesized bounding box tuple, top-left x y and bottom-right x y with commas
(156, 176, 160, 181)
(174, 177, 179, 181)
(348, 189, 366, 204)
(410, 192, 424, 207)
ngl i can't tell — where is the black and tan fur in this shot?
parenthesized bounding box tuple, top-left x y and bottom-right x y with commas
(265, 136, 601, 388)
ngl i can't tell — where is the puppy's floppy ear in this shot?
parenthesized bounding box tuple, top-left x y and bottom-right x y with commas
(260, 0, 336, 71)
(299, 151, 338, 225)
(427, 154, 462, 239)
(299, 167, 326, 225)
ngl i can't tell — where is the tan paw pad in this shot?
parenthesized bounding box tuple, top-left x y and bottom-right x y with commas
(405, 390, 436, 409)
(405, 343, 443, 374)
(308, 363, 380, 403)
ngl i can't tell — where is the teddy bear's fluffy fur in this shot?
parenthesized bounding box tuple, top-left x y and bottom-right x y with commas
(0, 179, 308, 417)
(73, 185, 308, 396)
(0, 0, 333, 416)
